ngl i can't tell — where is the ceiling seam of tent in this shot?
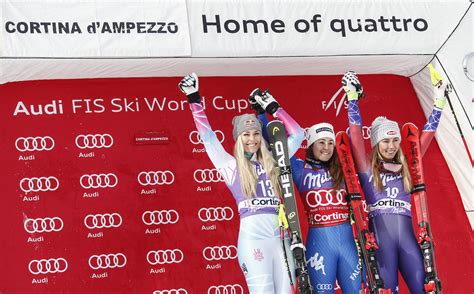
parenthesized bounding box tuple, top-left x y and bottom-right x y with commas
(433, 3, 472, 58)
(409, 3, 472, 79)
(435, 55, 473, 129)
(0, 53, 434, 60)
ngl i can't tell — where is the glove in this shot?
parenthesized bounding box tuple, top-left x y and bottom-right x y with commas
(178, 73, 200, 103)
(341, 71, 364, 101)
(248, 88, 266, 114)
(433, 82, 452, 110)
(250, 88, 280, 115)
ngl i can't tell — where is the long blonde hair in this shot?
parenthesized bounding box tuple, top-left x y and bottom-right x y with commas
(371, 147, 412, 192)
(234, 137, 281, 199)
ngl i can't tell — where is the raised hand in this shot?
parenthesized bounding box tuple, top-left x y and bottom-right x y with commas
(250, 88, 280, 115)
(178, 73, 200, 103)
(341, 71, 364, 101)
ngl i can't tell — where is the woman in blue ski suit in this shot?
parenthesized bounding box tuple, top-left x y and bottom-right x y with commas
(251, 94, 363, 294)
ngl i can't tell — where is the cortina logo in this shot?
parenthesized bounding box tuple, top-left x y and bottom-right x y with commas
(75, 134, 113, 149)
(208, 284, 244, 294)
(189, 130, 225, 145)
(193, 168, 224, 183)
(24, 217, 64, 233)
(202, 245, 237, 261)
(88, 253, 127, 270)
(20, 176, 59, 193)
(80, 173, 118, 189)
(147, 249, 184, 265)
(84, 213, 122, 229)
(138, 171, 174, 186)
(198, 207, 234, 222)
(15, 136, 55, 152)
(28, 258, 68, 274)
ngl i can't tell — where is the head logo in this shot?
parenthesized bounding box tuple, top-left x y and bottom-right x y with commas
(208, 284, 244, 294)
(24, 217, 64, 233)
(198, 207, 234, 222)
(142, 210, 179, 225)
(20, 176, 59, 193)
(138, 171, 175, 186)
(75, 134, 113, 149)
(193, 168, 224, 183)
(147, 249, 184, 265)
(88, 253, 127, 270)
(28, 258, 68, 275)
(153, 289, 188, 294)
(305, 189, 346, 208)
(80, 173, 118, 189)
(84, 213, 122, 229)
(15, 136, 55, 152)
(202, 245, 237, 261)
(189, 130, 225, 145)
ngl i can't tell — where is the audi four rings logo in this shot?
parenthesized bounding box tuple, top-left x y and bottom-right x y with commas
(208, 284, 244, 294)
(345, 126, 371, 140)
(75, 134, 113, 149)
(317, 284, 333, 290)
(84, 213, 122, 229)
(24, 217, 64, 233)
(142, 210, 179, 225)
(137, 171, 175, 186)
(28, 258, 68, 275)
(15, 136, 55, 152)
(198, 207, 234, 222)
(80, 173, 118, 189)
(193, 169, 224, 183)
(202, 245, 237, 261)
(20, 176, 59, 193)
(88, 253, 127, 270)
(189, 130, 225, 145)
(153, 289, 188, 294)
(147, 249, 184, 265)
(306, 189, 347, 208)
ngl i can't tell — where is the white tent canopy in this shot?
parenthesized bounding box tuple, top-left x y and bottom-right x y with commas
(1, 0, 473, 225)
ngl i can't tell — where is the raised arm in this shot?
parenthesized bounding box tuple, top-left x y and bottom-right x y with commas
(419, 78, 451, 156)
(251, 89, 305, 157)
(342, 71, 370, 173)
(179, 74, 236, 184)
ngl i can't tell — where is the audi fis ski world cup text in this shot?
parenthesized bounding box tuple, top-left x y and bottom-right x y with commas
(13, 96, 251, 116)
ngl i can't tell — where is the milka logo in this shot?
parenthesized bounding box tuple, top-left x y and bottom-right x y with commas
(369, 173, 402, 186)
(303, 170, 332, 188)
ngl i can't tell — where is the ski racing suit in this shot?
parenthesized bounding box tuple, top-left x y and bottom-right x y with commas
(347, 99, 443, 293)
(190, 102, 304, 293)
(257, 113, 361, 293)
(291, 158, 362, 294)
